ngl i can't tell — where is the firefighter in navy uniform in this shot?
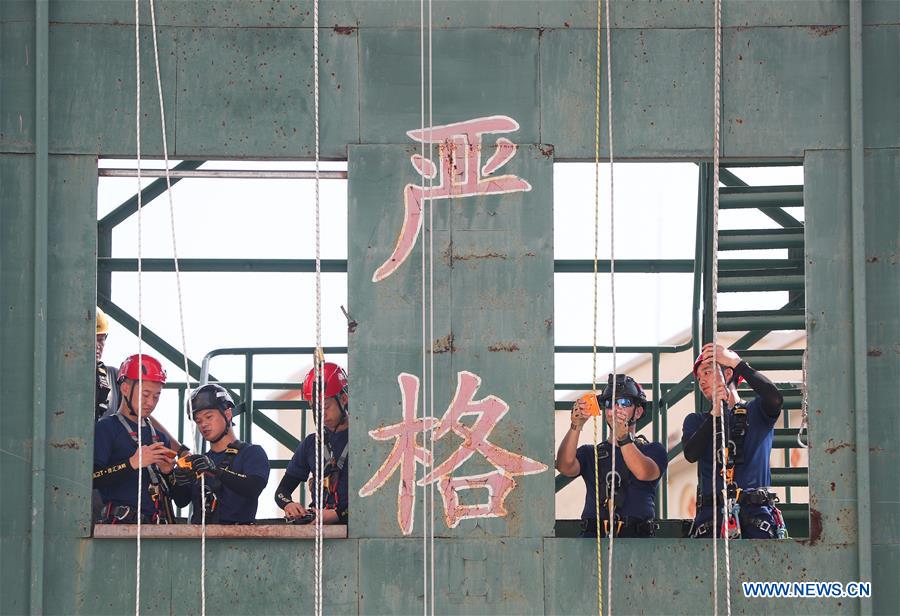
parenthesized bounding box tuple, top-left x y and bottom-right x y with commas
(94, 307, 117, 421)
(92, 354, 178, 524)
(172, 384, 270, 524)
(682, 342, 787, 539)
(556, 373, 668, 538)
(274, 362, 349, 525)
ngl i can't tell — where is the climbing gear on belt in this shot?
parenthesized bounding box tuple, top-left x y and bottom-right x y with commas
(581, 516, 659, 538)
(100, 503, 160, 525)
(188, 441, 246, 524)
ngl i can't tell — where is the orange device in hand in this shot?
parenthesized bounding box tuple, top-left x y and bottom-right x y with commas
(175, 452, 192, 470)
(579, 393, 601, 417)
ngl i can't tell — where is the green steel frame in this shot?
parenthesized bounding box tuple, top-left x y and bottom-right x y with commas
(96, 159, 808, 532)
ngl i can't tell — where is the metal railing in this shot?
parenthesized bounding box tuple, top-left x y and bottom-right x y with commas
(98, 159, 808, 530)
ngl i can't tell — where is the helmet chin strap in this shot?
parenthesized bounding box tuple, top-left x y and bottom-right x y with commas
(314, 396, 349, 434)
(122, 383, 141, 421)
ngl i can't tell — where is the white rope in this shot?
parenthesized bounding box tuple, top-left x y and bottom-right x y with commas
(798, 350, 809, 448)
(591, 0, 603, 612)
(312, 0, 324, 612)
(602, 0, 618, 612)
(710, 0, 730, 612)
(427, 0, 435, 612)
(417, 0, 434, 610)
(133, 3, 143, 613)
(144, 1, 202, 612)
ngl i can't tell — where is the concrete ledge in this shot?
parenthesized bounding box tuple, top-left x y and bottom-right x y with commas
(93, 524, 348, 539)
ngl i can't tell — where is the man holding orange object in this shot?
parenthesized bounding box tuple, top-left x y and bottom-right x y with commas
(555, 373, 667, 537)
(92, 353, 178, 524)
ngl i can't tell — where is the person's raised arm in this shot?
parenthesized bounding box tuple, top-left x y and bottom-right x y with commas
(556, 400, 589, 477)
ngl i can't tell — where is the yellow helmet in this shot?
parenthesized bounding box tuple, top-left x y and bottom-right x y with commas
(96, 307, 110, 335)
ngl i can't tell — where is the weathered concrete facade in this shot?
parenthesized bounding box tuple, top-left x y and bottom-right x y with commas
(1, 0, 897, 613)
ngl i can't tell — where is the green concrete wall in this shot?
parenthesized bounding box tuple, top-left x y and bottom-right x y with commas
(1, 1, 897, 614)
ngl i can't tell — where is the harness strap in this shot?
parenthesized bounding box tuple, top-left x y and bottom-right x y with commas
(596, 440, 643, 513)
(115, 411, 163, 487)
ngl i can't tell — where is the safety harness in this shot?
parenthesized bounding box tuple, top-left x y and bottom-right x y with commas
(692, 402, 788, 539)
(584, 437, 659, 538)
(107, 411, 175, 524)
(96, 362, 112, 421)
(194, 440, 247, 524)
(309, 432, 349, 523)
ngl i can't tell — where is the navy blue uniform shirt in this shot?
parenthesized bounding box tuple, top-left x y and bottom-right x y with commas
(576, 439, 668, 521)
(189, 444, 270, 524)
(682, 396, 777, 524)
(94, 414, 171, 515)
(286, 429, 349, 512)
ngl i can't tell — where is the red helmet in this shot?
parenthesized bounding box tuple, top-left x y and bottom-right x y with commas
(692, 353, 743, 385)
(302, 362, 348, 402)
(117, 354, 167, 384)
(692, 353, 705, 377)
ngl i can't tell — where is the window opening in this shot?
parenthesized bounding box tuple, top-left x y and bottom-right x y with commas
(95, 159, 348, 534)
(552, 162, 808, 538)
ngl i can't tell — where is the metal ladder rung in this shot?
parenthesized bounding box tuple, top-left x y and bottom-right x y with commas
(719, 228, 804, 250)
(719, 185, 803, 209)
(717, 309, 805, 331)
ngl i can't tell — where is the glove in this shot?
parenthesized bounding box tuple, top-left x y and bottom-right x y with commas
(173, 464, 194, 486)
(188, 454, 217, 475)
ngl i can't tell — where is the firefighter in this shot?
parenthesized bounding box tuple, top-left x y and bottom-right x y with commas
(556, 373, 668, 538)
(274, 362, 349, 525)
(172, 384, 270, 524)
(682, 343, 787, 539)
(94, 307, 117, 421)
(92, 354, 177, 524)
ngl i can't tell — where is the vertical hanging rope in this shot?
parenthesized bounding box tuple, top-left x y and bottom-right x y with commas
(426, 0, 435, 612)
(591, 0, 604, 614)
(418, 0, 430, 611)
(603, 0, 617, 612)
(710, 0, 729, 613)
(312, 0, 323, 613)
(420, 1, 429, 610)
(133, 2, 143, 613)
(144, 1, 202, 612)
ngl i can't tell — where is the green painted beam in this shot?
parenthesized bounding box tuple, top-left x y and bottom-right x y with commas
(773, 428, 804, 449)
(98, 257, 348, 273)
(718, 228, 805, 250)
(96, 160, 205, 232)
(29, 1, 49, 612)
(717, 274, 805, 293)
(719, 185, 803, 209)
(554, 259, 693, 273)
(252, 409, 300, 452)
(850, 0, 874, 603)
(96, 296, 238, 398)
(719, 169, 803, 228)
(717, 309, 806, 331)
(554, 342, 692, 354)
(255, 400, 308, 411)
(719, 258, 804, 271)
(771, 467, 809, 487)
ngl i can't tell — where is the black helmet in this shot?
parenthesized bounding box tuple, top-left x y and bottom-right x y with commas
(599, 373, 648, 407)
(189, 384, 235, 417)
